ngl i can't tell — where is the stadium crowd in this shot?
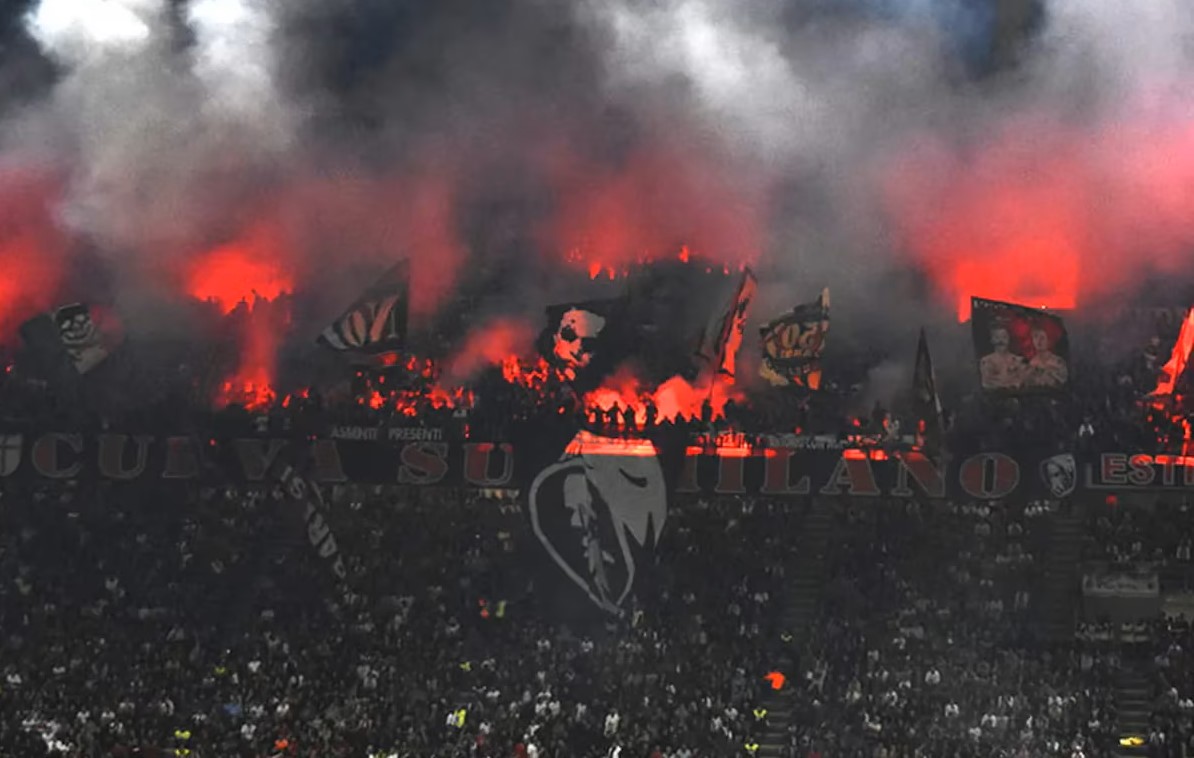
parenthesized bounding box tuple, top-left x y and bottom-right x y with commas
(0, 477, 799, 757)
(787, 497, 1120, 758)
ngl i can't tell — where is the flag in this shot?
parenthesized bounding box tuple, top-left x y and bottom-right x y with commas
(758, 288, 829, 389)
(971, 297, 1069, 393)
(519, 417, 688, 619)
(913, 328, 943, 442)
(1153, 307, 1194, 397)
(53, 303, 113, 374)
(694, 268, 757, 377)
(318, 261, 409, 353)
(21, 303, 116, 376)
(536, 297, 629, 392)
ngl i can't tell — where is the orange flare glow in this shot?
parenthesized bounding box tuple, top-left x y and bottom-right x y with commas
(187, 240, 294, 314)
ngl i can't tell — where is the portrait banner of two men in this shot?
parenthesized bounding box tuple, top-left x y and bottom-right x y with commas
(971, 297, 1070, 392)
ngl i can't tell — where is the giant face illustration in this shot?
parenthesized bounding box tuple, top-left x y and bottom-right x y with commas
(529, 432, 666, 615)
(552, 309, 606, 375)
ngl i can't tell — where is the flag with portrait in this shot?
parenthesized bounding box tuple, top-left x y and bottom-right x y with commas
(971, 297, 1070, 393)
(759, 288, 829, 389)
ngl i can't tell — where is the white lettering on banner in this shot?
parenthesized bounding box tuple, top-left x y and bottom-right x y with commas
(763, 434, 848, 451)
(329, 426, 443, 442)
(330, 426, 378, 441)
(388, 427, 443, 442)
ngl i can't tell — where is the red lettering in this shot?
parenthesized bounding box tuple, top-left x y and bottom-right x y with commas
(958, 453, 1019, 500)
(819, 456, 880, 496)
(760, 449, 811, 495)
(1159, 456, 1178, 487)
(1128, 455, 1155, 487)
(97, 434, 152, 480)
(1101, 454, 1128, 486)
(714, 454, 746, 494)
(400, 442, 450, 485)
(161, 436, 200, 480)
(891, 451, 946, 498)
(462, 443, 513, 487)
(31, 433, 83, 479)
(232, 439, 288, 481)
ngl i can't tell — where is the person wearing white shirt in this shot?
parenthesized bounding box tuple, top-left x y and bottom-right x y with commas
(604, 710, 619, 736)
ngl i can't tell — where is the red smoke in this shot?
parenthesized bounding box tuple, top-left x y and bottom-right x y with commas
(443, 318, 536, 383)
(883, 107, 1194, 321)
(881, 119, 1084, 321)
(186, 224, 294, 409)
(541, 141, 765, 273)
(585, 367, 742, 428)
(186, 233, 295, 314)
(214, 298, 291, 411)
(0, 168, 69, 339)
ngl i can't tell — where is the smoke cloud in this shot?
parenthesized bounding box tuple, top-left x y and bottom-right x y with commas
(1, 0, 1193, 400)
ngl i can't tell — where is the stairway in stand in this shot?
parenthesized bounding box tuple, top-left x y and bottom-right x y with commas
(756, 497, 836, 758)
(1113, 661, 1152, 758)
(1035, 510, 1085, 643)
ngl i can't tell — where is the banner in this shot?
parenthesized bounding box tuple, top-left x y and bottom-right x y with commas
(913, 328, 943, 445)
(1083, 571, 1159, 598)
(971, 297, 1070, 392)
(1083, 452, 1194, 490)
(270, 456, 349, 595)
(0, 430, 1074, 502)
(759, 288, 829, 389)
(695, 268, 757, 378)
(1152, 307, 1194, 396)
(21, 303, 116, 377)
(536, 297, 630, 391)
(318, 261, 410, 353)
(327, 425, 445, 442)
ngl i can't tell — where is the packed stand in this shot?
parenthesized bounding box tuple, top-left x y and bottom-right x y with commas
(1083, 500, 1194, 589)
(785, 497, 1119, 757)
(0, 476, 801, 757)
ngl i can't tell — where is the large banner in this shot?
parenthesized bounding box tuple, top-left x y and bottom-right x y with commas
(0, 430, 1080, 501)
(971, 297, 1070, 392)
(7, 432, 1194, 499)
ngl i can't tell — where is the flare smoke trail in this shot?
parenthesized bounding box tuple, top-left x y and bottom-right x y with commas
(0, 0, 1193, 399)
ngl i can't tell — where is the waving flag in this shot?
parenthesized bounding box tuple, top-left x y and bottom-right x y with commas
(913, 328, 943, 443)
(759, 288, 829, 389)
(318, 261, 409, 353)
(1153, 307, 1194, 397)
(694, 268, 756, 378)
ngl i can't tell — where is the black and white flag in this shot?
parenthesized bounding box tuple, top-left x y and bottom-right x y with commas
(318, 261, 409, 353)
(528, 431, 668, 616)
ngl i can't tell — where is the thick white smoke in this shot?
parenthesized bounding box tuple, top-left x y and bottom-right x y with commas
(187, 0, 291, 135)
(6, 0, 1194, 398)
(15, 0, 298, 256)
(26, 0, 161, 65)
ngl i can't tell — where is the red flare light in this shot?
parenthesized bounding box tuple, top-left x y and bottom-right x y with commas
(583, 369, 742, 430)
(186, 240, 294, 314)
(444, 319, 536, 384)
(0, 169, 68, 340)
(882, 120, 1083, 321)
